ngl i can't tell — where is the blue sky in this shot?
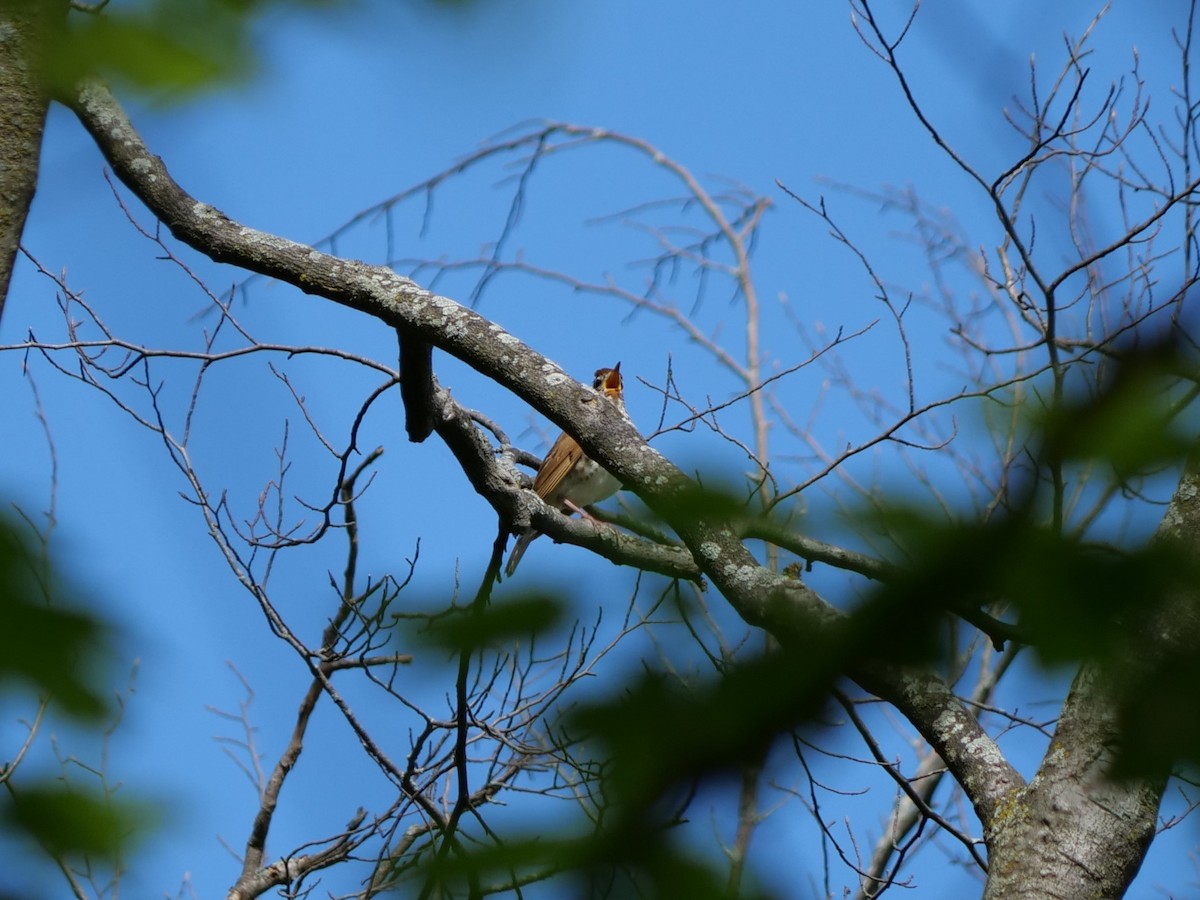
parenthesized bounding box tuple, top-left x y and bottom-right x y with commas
(1, 0, 1196, 897)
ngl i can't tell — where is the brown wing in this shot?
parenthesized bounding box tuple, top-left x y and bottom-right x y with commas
(532, 431, 583, 507)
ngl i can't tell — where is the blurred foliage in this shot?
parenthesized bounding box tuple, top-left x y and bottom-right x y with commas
(43, 0, 342, 98)
(413, 832, 772, 900)
(866, 507, 1197, 663)
(415, 591, 563, 654)
(1, 783, 155, 860)
(0, 512, 153, 871)
(404, 333, 1200, 895)
(0, 515, 110, 717)
(1039, 336, 1198, 481)
(869, 333, 1200, 779)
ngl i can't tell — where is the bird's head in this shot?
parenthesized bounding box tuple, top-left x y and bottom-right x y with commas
(593, 363, 624, 405)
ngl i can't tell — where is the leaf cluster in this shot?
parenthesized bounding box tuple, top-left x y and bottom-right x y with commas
(0, 514, 152, 865)
(44, 0, 339, 98)
(404, 332, 1200, 895)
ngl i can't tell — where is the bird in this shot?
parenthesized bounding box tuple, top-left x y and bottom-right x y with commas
(504, 363, 626, 578)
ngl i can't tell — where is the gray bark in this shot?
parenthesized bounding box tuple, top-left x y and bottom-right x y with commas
(67, 76, 1022, 883)
(55, 76, 1200, 900)
(0, 0, 64, 319)
(981, 462, 1200, 898)
(982, 663, 1162, 899)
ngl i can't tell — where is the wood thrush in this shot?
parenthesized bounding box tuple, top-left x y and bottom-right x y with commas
(504, 363, 626, 577)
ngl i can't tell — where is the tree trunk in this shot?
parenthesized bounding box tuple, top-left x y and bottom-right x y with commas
(983, 458, 1200, 897)
(55, 46, 1200, 900)
(0, 0, 64, 319)
(982, 663, 1162, 899)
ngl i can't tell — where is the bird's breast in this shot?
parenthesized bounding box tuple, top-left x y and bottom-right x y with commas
(558, 456, 620, 508)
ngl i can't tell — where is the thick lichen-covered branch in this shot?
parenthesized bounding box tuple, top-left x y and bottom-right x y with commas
(65, 76, 1019, 838)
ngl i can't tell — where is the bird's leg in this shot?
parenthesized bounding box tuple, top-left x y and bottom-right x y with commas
(563, 500, 615, 530)
(562, 498, 590, 517)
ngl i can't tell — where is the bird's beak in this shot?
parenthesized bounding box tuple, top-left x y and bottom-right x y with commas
(606, 364, 622, 392)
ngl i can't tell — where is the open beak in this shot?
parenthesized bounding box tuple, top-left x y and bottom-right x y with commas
(606, 363, 622, 391)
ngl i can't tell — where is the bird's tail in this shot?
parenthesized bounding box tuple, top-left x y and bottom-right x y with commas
(504, 530, 539, 578)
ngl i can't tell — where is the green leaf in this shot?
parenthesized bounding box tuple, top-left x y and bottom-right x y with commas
(1111, 642, 1200, 780)
(1037, 336, 1198, 480)
(49, 16, 237, 93)
(564, 645, 852, 823)
(46, 0, 345, 98)
(860, 505, 1199, 665)
(2, 782, 155, 860)
(406, 828, 768, 900)
(0, 518, 111, 719)
(415, 593, 564, 653)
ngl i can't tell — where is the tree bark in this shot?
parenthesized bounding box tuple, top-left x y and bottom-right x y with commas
(982, 663, 1162, 899)
(982, 458, 1200, 898)
(62, 76, 1199, 900)
(0, 0, 64, 320)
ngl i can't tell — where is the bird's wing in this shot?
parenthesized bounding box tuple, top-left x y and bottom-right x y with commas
(532, 432, 582, 506)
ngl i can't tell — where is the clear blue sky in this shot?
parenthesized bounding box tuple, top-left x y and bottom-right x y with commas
(1, 1, 1195, 896)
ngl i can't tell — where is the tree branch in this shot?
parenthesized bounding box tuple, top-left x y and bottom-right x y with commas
(0, 0, 65, 319)
(63, 77, 1021, 848)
